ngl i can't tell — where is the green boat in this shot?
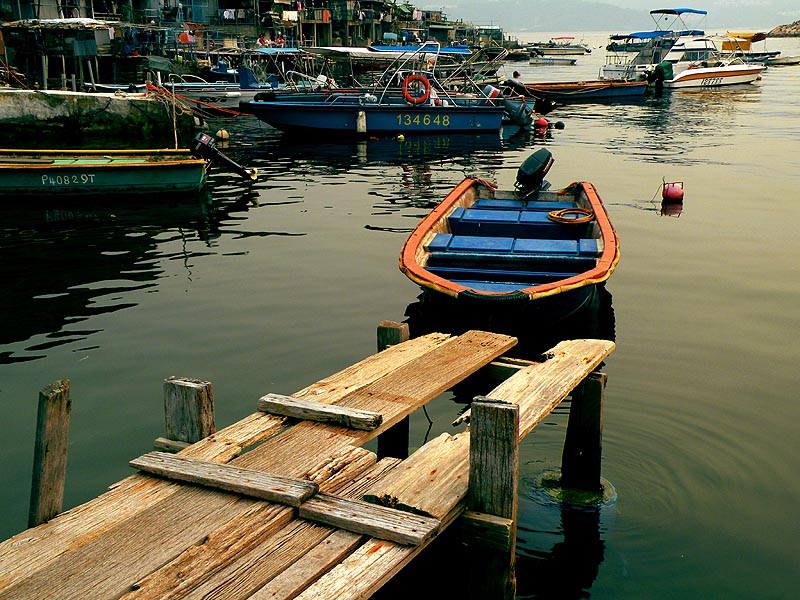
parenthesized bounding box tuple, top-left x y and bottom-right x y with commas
(0, 134, 257, 198)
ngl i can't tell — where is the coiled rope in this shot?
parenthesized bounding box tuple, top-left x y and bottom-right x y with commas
(547, 207, 594, 224)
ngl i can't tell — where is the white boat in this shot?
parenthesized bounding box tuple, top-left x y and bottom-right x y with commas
(529, 55, 578, 66)
(659, 36, 765, 88)
(528, 37, 591, 56)
(600, 7, 707, 80)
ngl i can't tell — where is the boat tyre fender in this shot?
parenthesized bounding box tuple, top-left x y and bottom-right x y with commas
(547, 207, 594, 224)
(459, 289, 529, 303)
(402, 74, 431, 105)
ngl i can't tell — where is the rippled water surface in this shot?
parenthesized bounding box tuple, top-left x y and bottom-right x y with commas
(2, 33, 799, 599)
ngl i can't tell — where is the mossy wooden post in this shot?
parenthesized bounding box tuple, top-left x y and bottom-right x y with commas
(467, 397, 519, 600)
(561, 372, 606, 491)
(156, 377, 216, 452)
(29, 379, 71, 528)
(376, 321, 410, 460)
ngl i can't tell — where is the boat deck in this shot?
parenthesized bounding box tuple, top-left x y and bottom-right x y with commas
(423, 191, 600, 293)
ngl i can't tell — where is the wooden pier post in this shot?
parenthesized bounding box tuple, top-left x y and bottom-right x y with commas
(376, 321, 411, 460)
(561, 372, 606, 491)
(29, 379, 71, 528)
(155, 377, 216, 452)
(467, 397, 520, 600)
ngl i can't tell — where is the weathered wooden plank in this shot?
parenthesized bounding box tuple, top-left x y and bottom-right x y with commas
(257, 393, 383, 431)
(453, 339, 615, 435)
(129, 452, 318, 507)
(29, 380, 71, 528)
(234, 331, 517, 477)
(173, 457, 403, 600)
(300, 493, 440, 546)
(116, 447, 379, 600)
(153, 437, 190, 453)
(247, 529, 364, 600)
(454, 511, 514, 553)
(163, 377, 215, 444)
(0, 333, 453, 592)
(363, 432, 470, 519)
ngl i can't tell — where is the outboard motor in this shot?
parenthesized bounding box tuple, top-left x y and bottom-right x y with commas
(515, 148, 554, 199)
(190, 133, 258, 181)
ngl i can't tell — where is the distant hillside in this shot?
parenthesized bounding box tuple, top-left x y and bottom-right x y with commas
(450, 0, 646, 33)
(770, 20, 800, 36)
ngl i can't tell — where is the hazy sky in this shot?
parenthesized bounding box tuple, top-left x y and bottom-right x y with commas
(430, 0, 800, 31)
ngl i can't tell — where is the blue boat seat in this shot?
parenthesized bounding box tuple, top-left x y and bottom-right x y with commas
(447, 207, 587, 239)
(472, 198, 576, 211)
(426, 233, 599, 257)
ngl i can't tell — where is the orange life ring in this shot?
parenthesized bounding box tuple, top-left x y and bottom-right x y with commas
(402, 74, 431, 105)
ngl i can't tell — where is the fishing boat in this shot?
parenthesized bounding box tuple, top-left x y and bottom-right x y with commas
(399, 148, 620, 311)
(242, 44, 530, 135)
(529, 54, 578, 66)
(600, 8, 707, 80)
(0, 133, 256, 197)
(523, 78, 648, 101)
(528, 37, 591, 56)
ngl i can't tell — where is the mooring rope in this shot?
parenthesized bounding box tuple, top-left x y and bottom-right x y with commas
(547, 207, 595, 224)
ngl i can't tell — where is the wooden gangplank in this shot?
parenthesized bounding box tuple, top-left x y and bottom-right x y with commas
(0, 331, 614, 600)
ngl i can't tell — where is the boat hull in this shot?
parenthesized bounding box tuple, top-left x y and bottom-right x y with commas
(529, 56, 578, 66)
(399, 176, 620, 306)
(244, 99, 506, 134)
(0, 149, 208, 197)
(665, 63, 764, 88)
(524, 79, 648, 101)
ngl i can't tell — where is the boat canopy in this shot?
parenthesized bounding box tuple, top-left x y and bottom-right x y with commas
(609, 30, 674, 40)
(251, 47, 304, 55)
(725, 31, 768, 42)
(650, 8, 708, 16)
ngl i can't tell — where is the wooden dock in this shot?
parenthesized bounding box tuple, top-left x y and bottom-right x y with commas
(0, 329, 614, 600)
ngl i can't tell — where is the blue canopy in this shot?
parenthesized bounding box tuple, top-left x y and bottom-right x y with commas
(650, 8, 708, 16)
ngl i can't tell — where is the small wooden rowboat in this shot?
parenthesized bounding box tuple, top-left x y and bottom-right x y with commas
(0, 133, 256, 198)
(399, 149, 620, 308)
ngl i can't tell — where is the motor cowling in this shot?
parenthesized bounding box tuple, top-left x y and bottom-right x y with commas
(190, 133, 258, 181)
(515, 148, 554, 196)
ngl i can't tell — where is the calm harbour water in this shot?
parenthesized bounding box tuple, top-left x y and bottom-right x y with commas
(2, 32, 799, 598)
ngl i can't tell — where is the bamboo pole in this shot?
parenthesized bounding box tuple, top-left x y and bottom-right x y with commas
(29, 380, 71, 528)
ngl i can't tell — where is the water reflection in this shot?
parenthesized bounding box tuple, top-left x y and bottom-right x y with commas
(404, 284, 615, 361)
(517, 505, 606, 599)
(0, 190, 263, 363)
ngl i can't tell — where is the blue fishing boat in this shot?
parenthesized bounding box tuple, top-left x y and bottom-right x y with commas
(243, 43, 525, 135)
(523, 79, 648, 102)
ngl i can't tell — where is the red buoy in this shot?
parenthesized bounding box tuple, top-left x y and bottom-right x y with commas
(662, 181, 684, 203)
(534, 118, 549, 129)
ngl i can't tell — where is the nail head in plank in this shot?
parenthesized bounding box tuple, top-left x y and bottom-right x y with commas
(130, 451, 318, 507)
(299, 492, 440, 546)
(257, 393, 384, 431)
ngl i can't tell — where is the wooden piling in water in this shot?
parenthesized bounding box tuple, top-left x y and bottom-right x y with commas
(28, 379, 71, 528)
(154, 376, 216, 452)
(561, 372, 606, 492)
(376, 321, 411, 460)
(466, 397, 520, 599)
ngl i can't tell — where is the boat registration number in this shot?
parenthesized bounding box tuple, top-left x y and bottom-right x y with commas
(396, 114, 451, 127)
(701, 77, 723, 86)
(41, 174, 96, 186)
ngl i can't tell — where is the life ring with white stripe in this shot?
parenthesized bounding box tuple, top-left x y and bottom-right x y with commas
(402, 74, 431, 105)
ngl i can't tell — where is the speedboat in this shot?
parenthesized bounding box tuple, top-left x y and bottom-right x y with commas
(658, 36, 765, 88)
